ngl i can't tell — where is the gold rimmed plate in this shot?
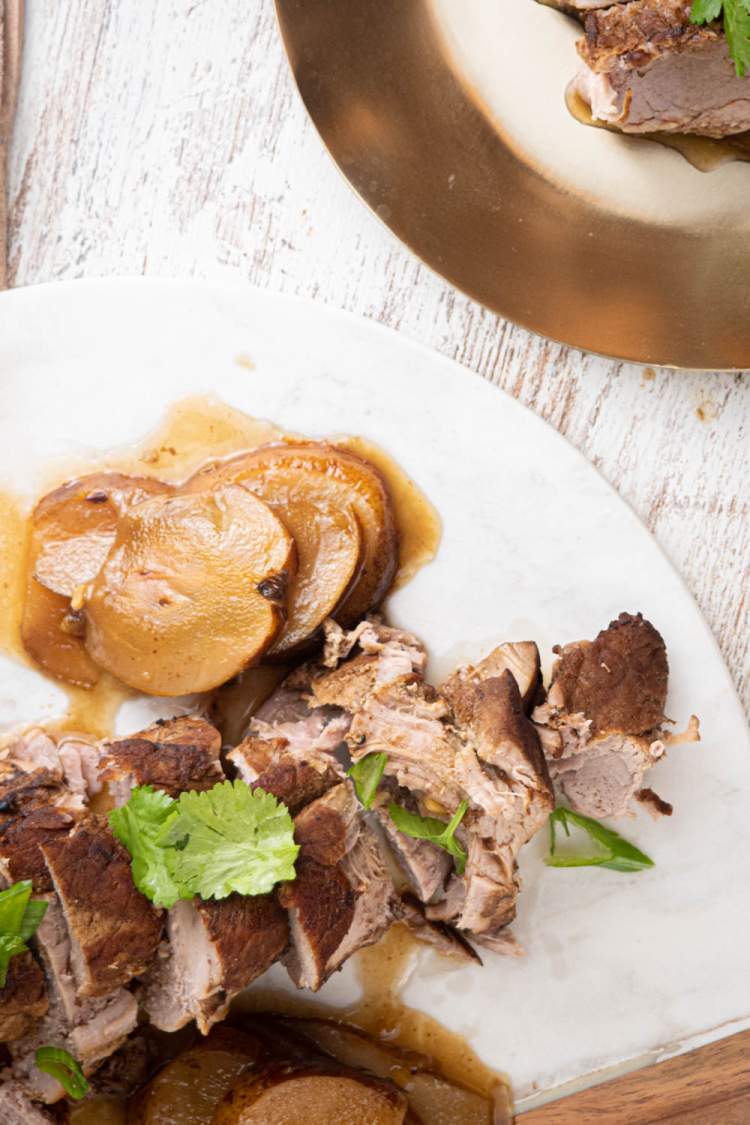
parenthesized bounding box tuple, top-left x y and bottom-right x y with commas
(275, 0, 750, 369)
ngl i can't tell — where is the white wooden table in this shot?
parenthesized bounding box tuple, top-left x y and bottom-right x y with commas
(6, 0, 749, 715)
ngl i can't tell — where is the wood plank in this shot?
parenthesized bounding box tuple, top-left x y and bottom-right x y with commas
(523, 1030, 750, 1124)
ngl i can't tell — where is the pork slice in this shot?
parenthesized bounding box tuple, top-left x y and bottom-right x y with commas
(542, 612, 668, 736)
(546, 731, 665, 818)
(0, 728, 65, 821)
(144, 892, 288, 1034)
(0, 1083, 54, 1124)
(394, 893, 481, 964)
(41, 816, 163, 997)
(373, 793, 452, 904)
(451, 642, 542, 714)
(100, 715, 223, 805)
(0, 805, 77, 892)
(322, 618, 427, 676)
(0, 951, 48, 1042)
(445, 669, 554, 851)
(11, 896, 137, 1101)
(229, 735, 342, 814)
(532, 612, 697, 817)
(279, 783, 395, 990)
(575, 0, 750, 137)
(348, 678, 463, 811)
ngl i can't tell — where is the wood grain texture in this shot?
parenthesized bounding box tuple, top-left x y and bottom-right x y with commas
(524, 1028, 750, 1123)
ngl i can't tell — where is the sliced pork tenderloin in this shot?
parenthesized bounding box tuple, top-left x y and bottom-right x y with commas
(0, 1083, 54, 1124)
(394, 893, 481, 964)
(372, 790, 453, 905)
(9, 895, 137, 1102)
(279, 782, 395, 991)
(99, 716, 223, 804)
(144, 892, 288, 1034)
(307, 624, 552, 951)
(0, 805, 77, 893)
(40, 816, 163, 997)
(533, 612, 698, 818)
(574, 0, 750, 137)
(229, 735, 341, 814)
(0, 951, 48, 1042)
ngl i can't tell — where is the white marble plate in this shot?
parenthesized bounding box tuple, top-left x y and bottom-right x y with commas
(0, 279, 747, 1110)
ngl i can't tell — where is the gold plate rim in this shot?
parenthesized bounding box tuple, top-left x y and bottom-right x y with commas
(275, 0, 750, 371)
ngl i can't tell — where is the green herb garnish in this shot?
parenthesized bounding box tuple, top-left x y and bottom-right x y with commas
(691, 0, 750, 77)
(388, 800, 469, 875)
(110, 785, 187, 909)
(35, 1046, 90, 1100)
(348, 752, 388, 809)
(111, 780, 299, 906)
(0, 880, 48, 988)
(546, 807, 654, 873)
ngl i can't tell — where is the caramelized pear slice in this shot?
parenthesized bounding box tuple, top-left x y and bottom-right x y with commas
(188, 442, 398, 635)
(32, 472, 171, 597)
(21, 577, 102, 687)
(21, 472, 169, 686)
(186, 447, 365, 654)
(130, 1027, 265, 1125)
(83, 486, 295, 696)
(213, 1064, 409, 1125)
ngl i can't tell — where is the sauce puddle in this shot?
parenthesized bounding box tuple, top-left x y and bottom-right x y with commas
(235, 924, 505, 1106)
(0, 395, 441, 738)
(565, 83, 750, 173)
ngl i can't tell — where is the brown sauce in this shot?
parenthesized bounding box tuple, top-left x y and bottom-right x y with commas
(565, 83, 750, 173)
(0, 395, 441, 739)
(234, 924, 504, 1105)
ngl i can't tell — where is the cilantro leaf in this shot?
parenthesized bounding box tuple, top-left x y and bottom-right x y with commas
(546, 807, 654, 873)
(35, 1046, 90, 1101)
(160, 780, 299, 900)
(691, 0, 723, 20)
(691, 0, 750, 76)
(0, 934, 28, 988)
(348, 752, 387, 809)
(109, 786, 188, 909)
(0, 881, 48, 988)
(19, 899, 48, 943)
(388, 800, 469, 875)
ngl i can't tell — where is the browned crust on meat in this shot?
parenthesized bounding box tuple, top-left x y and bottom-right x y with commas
(195, 894, 289, 995)
(0, 766, 62, 819)
(637, 787, 674, 816)
(310, 654, 380, 712)
(445, 669, 553, 794)
(41, 817, 163, 997)
(278, 857, 356, 975)
(579, 0, 719, 72)
(0, 805, 77, 892)
(0, 950, 48, 1041)
(256, 760, 340, 815)
(551, 612, 668, 734)
(101, 717, 223, 797)
(292, 802, 351, 867)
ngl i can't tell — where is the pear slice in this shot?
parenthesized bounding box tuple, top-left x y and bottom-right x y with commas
(21, 472, 170, 687)
(186, 443, 397, 649)
(186, 447, 365, 655)
(83, 486, 295, 695)
(212, 1065, 409, 1125)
